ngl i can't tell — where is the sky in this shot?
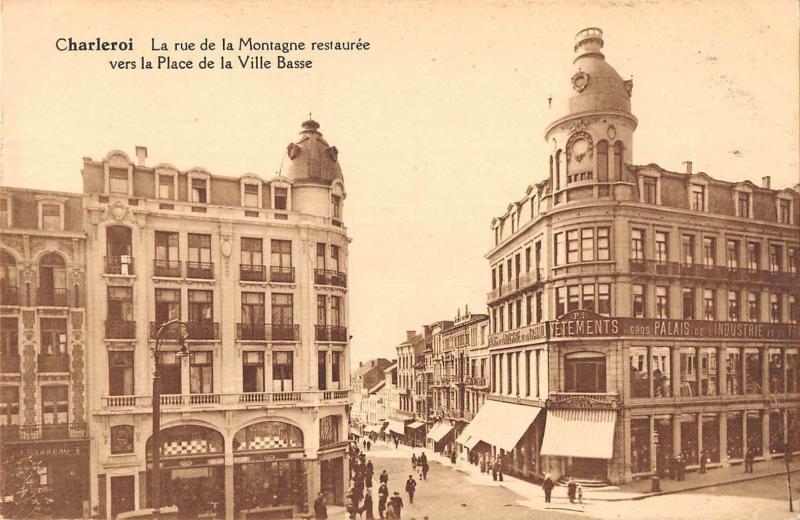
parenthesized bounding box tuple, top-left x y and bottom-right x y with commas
(2, 0, 798, 365)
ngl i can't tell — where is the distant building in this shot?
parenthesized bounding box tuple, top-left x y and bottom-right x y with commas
(350, 358, 391, 427)
(388, 329, 430, 446)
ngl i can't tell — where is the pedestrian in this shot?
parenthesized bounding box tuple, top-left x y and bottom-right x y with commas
(405, 474, 417, 504)
(567, 477, 577, 504)
(450, 449, 457, 465)
(367, 460, 374, 476)
(542, 473, 554, 503)
(494, 457, 504, 482)
(390, 491, 404, 519)
(367, 439, 372, 451)
(377, 482, 389, 519)
(419, 452, 427, 467)
(676, 454, 685, 481)
(744, 448, 754, 473)
(361, 490, 375, 520)
(699, 449, 708, 474)
(577, 483, 583, 505)
(379, 470, 389, 485)
(491, 458, 498, 481)
(411, 453, 417, 470)
(314, 492, 328, 519)
(394, 437, 399, 450)
(421, 461, 429, 481)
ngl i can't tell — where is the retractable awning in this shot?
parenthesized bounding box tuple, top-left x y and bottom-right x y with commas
(540, 409, 617, 460)
(364, 424, 382, 434)
(426, 422, 454, 443)
(387, 419, 406, 435)
(407, 421, 426, 429)
(455, 399, 542, 452)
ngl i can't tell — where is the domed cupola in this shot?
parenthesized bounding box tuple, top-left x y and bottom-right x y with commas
(568, 27, 632, 116)
(279, 119, 344, 185)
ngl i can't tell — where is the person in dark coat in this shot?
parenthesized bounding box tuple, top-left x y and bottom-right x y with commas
(367, 460, 374, 475)
(567, 477, 577, 504)
(390, 492, 403, 519)
(379, 470, 389, 485)
(699, 449, 708, 474)
(419, 452, 427, 467)
(361, 491, 375, 520)
(394, 437, 399, 450)
(494, 457, 504, 481)
(377, 482, 389, 519)
(542, 473, 555, 503)
(744, 448, 755, 473)
(405, 475, 417, 504)
(491, 458, 498, 481)
(450, 449, 457, 464)
(676, 454, 685, 481)
(314, 492, 327, 519)
(411, 453, 417, 469)
(421, 461, 429, 480)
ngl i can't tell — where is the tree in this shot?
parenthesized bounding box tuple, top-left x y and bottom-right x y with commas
(0, 453, 54, 518)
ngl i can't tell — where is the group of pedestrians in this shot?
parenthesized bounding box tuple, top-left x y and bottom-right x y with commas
(410, 452, 429, 481)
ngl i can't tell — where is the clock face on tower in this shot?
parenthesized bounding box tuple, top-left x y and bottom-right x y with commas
(572, 138, 590, 162)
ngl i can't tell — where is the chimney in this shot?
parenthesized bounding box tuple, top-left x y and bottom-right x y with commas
(135, 146, 148, 167)
(406, 330, 416, 341)
(465, 304, 469, 315)
(762, 176, 771, 189)
(683, 161, 692, 175)
(359, 361, 363, 367)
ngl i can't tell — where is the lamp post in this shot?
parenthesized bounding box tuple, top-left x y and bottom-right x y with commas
(651, 431, 661, 492)
(152, 318, 189, 518)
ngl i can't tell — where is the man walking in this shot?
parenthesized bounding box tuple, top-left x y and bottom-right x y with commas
(744, 448, 755, 473)
(314, 492, 327, 519)
(567, 477, 577, 504)
(394, 437, 399, 450)
(377, 482, 389, 519)
(699, 449, 708, 474)
(494, 457, 504, 482)
(421, 460, 429, 481)
(405, 474, 417, 504)
(542, 473, 554, 503)
(361, 490, 375, 520)
(379, 470, 389, 486)
(389, 491, 404, 519)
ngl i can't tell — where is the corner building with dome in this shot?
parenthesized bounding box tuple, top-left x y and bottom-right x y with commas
(466, 28, 800, 485)
(39, 119, 351, 519)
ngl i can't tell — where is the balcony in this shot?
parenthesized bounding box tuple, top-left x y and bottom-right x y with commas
(100, 389, 351, 410)
(0, 355, 20, 373)
(466, 376, 487, 387)
(105, 320, 136, 339)
(267, 323, 299, 341)
(186, 261, 214, 279)
(154, 259, 182, 278)
(629, 259, 800, 286)
(546, 391, 620, 410)
(237, 323, 266, 341)
(0, 285, 19, 306)
(150, 321, 219, 340)
(314, 269, 347, 288)
(0, 422, 88, 443)
(240, 264, 266, 282)
(270, 266, 295, 283)
(315, 325, 348, 342)
(104, 256, 135, 275)
(37, 288, 68, 307)
(487, 269, 544, 303)
(37, 354, 70, 373)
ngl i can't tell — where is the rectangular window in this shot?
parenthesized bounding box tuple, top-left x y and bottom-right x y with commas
(770, 293, 782, 323)
(631, 229, 645, 261)
(566, 230, 579, 263)
(189, 352, 213, 394)
(581, 228, 594, 262)
(655, 232, 668, 263)
(331, 245, 341, 271)
(779, 199, 791, 224)
(40, 319, 67, 357)
(747, 241, 760, 270)
(109, 168, 128, 194)
(679, 347, 697, 396)
(791, 295, 799, 324)
(691, 185, 705, 211)
(241, 238, 263, 267)
(332, 351, 341, 383)
(243, 184, 259, 207)
(652, 347, 672, 397)
(682, 234, 695, 264)
(242, 351, 264, 392)
(789, 248, 798, 273)
(318, 351, 327, 390)
(629, 347, 650, 398)
(633, 284, 645, 318)
(770, 244, 783, 272)
(0, 386, 20, 425)
(682, 287, 695, 319)
(728, 290, 740, 321)
(41, 204, 61, 231)
(581, 284, 595, 312)
(597, 284, 611, 315)
(158, 175, 175, 199)
(271, 293, 293, 324)
(155, 231, 178, 261)
(108, 352, 134, 396)
(535, 292, 543, 323)
(727, 240, 740, 269)
(744, 348, 761, 393)
(554, 232, 564, 266)
(188, 290, 213, 323)
(567, 285, 580, 312)
(507, 301, 514, 330)
(272, 351, 294, 391)
(331, 195, 341, 219)
(191, 178, 208, 203)
(0, 199, 8, 227)
(748, 291, 760, 322)
(41, 385, 68, 425)
(726, 348, 742, 395)
(703, 289, 715, 320)
(188, 234, 211, 264)
(737, 192, 750, 217)
(643, 177, 657, 204)
(0, 318, 18, 360)
(703, 237, 716, 267)
(107, 286, 133, 321)
(556, 287, 566, 317)
(317, 295, 327, 325)
(155, 289, 180, 324)
(157, 352, 181, 394)
(317, 243, 327, 270)
(526, 294, 533, 324)
(274, 187, 288, 210)
(241, 292, 265, 324)
(596, 227, 610, 261)
(525, 247, 531, 272)
(331, 296, 342, 326)
(656, 286, 669, 319)
(271, 239, 292, 267)
(515, 298, 522, 326)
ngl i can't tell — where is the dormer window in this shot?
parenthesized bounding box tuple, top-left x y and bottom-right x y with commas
(690, 185, 705, 212)
(158, 174, 175, 200)
(191, 178, 208, 203)
(331, 195, 341, 219)
(243, 184, 260, 208)
(109, 168, 129, 195)
(777, 196, 793, 225)
(0, 197, 9, 227)
(274, 188, 288, 210)
(737, 192, 750, 218)
(37, 197, 65, 231)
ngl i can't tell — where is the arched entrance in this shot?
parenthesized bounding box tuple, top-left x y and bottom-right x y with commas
(232, 421, 306, 516)
(144, 425, 225, 518)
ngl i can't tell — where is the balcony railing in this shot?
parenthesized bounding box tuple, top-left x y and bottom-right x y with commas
(150, 321, 219, 340)
(233, 323, 300, 342)
(0, 422, 88, 443)
(105, 320, 136, 339)
(629, 259, 800, 285)
(37, 288, 68, 307)
(101, 389, 351, 409)
(546, 391, 620, 410)
(154, 259, 182, 278)
(270, 266, 295, 283)
(0, 355, 20, 373)
(37, 354, 70, 373)
(0, 285, 19, 306)
(268, 323, 299, 341)
(237, 323, 266, 341)
(186, 261, 214, 279)
(466, 376, 487, 387)
(487, 269, 544, 302)
(314, 269, 347, 288)
(240, 264, 266, 282)
(315, 325, 348, 342)
(104, 256, 135, 275)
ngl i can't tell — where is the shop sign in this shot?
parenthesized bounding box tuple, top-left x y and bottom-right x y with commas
(488, 322, 547, 347)
(7, 444, 87, 458)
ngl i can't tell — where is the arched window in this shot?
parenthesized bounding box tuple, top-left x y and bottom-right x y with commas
(564, 352, 606, 393)
(38, 253, 67, 306)
(555, 150, 562, 191)
(597, 140, 609, 182)
(233, 421, 304, 452)
(0, 251, 18, 305)
(614, 142, 625, 180)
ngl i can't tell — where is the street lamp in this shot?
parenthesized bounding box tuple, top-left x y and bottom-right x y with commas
(651, 431, 661, 492)
(152, 318, 189, 518)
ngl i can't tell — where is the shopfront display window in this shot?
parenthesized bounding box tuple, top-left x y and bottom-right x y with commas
(727, 412, 743, 461)
(769, 412, 784, 455)
(744, 349, 762, 394)
(652, 347, 671, 398)
(726, 348, 742, 395)
(746, 412, 763, 457)
(630, 418, 650, 473)
(679, 348, 697, 397)
(629, 347, 649, 398)
(680, 414, 699, 465)
(699, 348, 718, 396)
(701, 414, 720, 463)
(768, 349, 784, 393)
(654, 416, 673, 476)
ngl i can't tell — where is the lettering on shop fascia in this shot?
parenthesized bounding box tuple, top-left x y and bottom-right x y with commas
(545, 395, 619, 410)
(6, 444, 87, 458)
(487, 309, 800, 347)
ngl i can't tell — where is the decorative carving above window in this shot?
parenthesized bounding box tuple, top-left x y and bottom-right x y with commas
(566, 131, 594, 162)
(572, 71, 590, 93)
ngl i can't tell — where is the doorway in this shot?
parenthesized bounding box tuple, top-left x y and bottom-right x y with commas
(110, 475, 135, 519)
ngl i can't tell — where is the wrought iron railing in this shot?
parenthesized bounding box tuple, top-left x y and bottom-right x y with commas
(101, 390, 351, 408)
(37, 288, 68, 307)
(314, 269, 347, 288)
(270, 266, 295, 283)
(154, 259, 182, 278)
(315, 325, 348, 342)
(105, 320, 136, 339)
(105, 256, 135, 275)
(0, 422, 88, 442)
(240, 264, 266, 282)
(186, 261, 214, 279)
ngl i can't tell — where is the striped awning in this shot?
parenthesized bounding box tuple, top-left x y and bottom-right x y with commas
(540, 409, 617, 460)
(387, 419, 406, 435)
(407, 421, 426, 429)
(426, 422, 454, 443)
(455, 399, 542, 452)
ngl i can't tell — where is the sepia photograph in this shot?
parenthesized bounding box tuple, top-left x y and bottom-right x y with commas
(0, 0, 798, 518)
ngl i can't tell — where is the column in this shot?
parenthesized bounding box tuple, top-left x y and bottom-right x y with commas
(696, 412, 703, 465)
(717, 347, 727, 396)
(225, 436, 234, 520)
(719, 412, 728, 467)
(742, 412, 748, 457)
(672, 414, 681, 458)
(762, 411, 770, 460)
(761, 348, 769, 396)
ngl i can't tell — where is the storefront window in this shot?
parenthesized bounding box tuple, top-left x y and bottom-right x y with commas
(564, 352, 606, 393)
(630, 418, 651, 473)
(652, 347, 671, 398)
(727, 412, 743, 460)
(699, 348, 718, 396)
(769, 412, 785, 455)
(726, 348, 742, 395)
(629, 347, 650, 398)
(788, 410, 800, 453)
(654, 416, 673, 476)
(744, 349, 762, 394)
(680, 414, 699, 465)
(746, 412, 763, 457)
(787, 349, 799, 393)
(679, 348, 697, 397)
(701, 415, 720, 463)
(769, 349, 784, 393)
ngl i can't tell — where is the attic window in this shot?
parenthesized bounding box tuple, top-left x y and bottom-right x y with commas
(243, 184, 259, 208)
(109, 168, 129, 195)
(331, 195, 341, 220)
(274, 188, 288, 210)
(192, 178, 208, 203)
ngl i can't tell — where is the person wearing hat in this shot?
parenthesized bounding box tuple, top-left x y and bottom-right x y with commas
(542, 473, 555, 503)
(405, 474, 417, 504)
(388, 491, 403, 519)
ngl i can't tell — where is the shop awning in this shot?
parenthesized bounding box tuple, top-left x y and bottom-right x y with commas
(387, 419, 406, 435)
(364, 424, 382, 434)
(426, 422, 454, 443)
(455, 399, 542, 452)
(540, 409, 617, 460)
(407, 421, 426, 429)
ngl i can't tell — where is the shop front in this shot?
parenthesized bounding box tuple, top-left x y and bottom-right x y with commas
(405, 421, 426, 448)
(540, 408, 617, 482)
(426, 421, 454, 453)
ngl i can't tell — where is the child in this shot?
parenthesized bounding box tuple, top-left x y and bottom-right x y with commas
(577, 483, 583, 505)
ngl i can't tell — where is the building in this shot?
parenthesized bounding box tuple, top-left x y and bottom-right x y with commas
(388, 329, 430, 446)
(467, 27, 800, 485)
(0, 187, 90, 518)
(350, 358, 391, 429)
(379, 362, 399, 436)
